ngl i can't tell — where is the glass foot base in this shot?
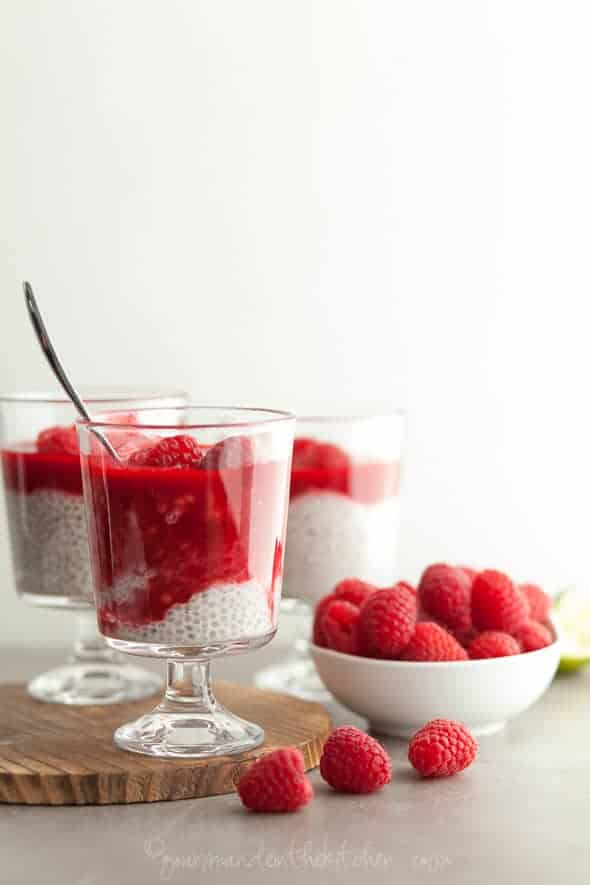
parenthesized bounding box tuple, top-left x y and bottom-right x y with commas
(255, 654, 332, 702)
(256, 601, 332, 702)
(114, 706, 265, 758)
(27, 663, 163, 706)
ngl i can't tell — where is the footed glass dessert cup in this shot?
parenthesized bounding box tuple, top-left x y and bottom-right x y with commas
(256, 413, 404, 700)
(78, 406, 294, 758)
(0, 389, 185, 704)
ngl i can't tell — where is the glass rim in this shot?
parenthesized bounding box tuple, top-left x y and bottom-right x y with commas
(0, 388, 187, 405)
(79, 405, 296, 431)
(295, 410, 406, 424)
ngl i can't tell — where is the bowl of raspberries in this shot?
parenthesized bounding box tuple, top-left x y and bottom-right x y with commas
(310, 564, 560, 736)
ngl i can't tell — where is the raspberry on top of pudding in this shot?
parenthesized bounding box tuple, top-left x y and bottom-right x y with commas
(2, 425, 84, 495)
(282, 435, 402, 605)
(81, 432, 289, 646)
(1, 414, 147, 496)
(290, 437, 399, 503)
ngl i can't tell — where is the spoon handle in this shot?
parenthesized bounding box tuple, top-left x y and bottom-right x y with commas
(23, 282, 120, 462)
(23, 282, 92, 421)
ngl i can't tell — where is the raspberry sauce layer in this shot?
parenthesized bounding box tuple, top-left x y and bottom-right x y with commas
(290, 461, 400, 503)
(2, 448, 84, 496)
(1, 445, 91, 602)
(289, 438, 400, 503)
(82, 456, 289, 638)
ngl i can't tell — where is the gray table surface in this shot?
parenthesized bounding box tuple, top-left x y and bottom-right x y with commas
(0, 640, 588, 885)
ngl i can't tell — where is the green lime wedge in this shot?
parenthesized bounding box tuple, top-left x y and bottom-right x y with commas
(552, 587, 590, 672)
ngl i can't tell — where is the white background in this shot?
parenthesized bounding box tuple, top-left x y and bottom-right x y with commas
(1, 1, 589, 644)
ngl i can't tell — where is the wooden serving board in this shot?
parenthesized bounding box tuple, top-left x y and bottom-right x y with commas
(0, 682, 331, 805)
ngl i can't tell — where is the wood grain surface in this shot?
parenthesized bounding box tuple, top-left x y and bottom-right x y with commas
(0, 681, 331, 805)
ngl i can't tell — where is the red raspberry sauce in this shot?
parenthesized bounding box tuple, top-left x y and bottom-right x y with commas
(2, 447, 84, 496)
(1, 447, 289, 635)
(81, 456, 290, 633)
(290, 460, 400, 503)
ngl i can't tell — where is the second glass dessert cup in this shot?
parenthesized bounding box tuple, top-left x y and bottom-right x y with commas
(0, 389, 185, 705)
(256, 412, 405, 700)
(79, 406, 294, 758)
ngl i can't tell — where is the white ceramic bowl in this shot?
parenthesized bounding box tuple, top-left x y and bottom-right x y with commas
(310, 635, 560, 736)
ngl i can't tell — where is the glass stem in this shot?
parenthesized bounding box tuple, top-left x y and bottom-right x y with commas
(293, 602, 313, 656)
(161, 661, 216, 713)
(70, 610, 118, 664)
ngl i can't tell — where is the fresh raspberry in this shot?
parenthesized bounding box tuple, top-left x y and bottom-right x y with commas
(451, 626, 480, 648)
(459, 566, 477, 583)
(468, 630, 521, 659)
(131, 434, 203, 468)
(201, 435, 254, 470)
(399, 622, 468, 661)
(332, 578, 375, 608)
(36, 425, 78, 455)
(312, 442, 349, 471)
(321, 599, 360, 655)
(519, 583, 551, 622)
(471, 569, 529, 632)
(418, 563, 472, 633)
(236, 748, 313, 813)
(408, 719, 477, 777)
(513, 619, 553, 653)
(117, 432, 161, 461)
(358, 585, 417, 658)
(292, 437, 316, 468)
(312, 593, 336, 647)
(320, 726, 391, 793)
(292, 438, 348, 471)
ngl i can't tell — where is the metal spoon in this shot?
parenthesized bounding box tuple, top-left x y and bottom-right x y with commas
(23, 281, 121, 462)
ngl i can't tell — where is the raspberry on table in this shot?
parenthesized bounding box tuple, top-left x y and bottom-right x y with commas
(513, 619, 553, 653)
(321, 599, 360, 655)
(471, 569, 529, 633)
(358, 584, 417, 658)
(131, 434, 203, 468)
(332, 578, 375, 608)
(519, 583, 551, 623)
(320, 726, 391, 793)
(400, 622, 468, 662)
(36, 425, 79, 455)
(236, 748, 313, 813)
(408, 719, 477, 777)
(418, 563, 472, 633)
(468, 630, 521, 659)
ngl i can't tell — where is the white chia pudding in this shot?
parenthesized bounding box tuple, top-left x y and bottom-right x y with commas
(4, 488, 93, 606)
(283, 492, 400, 605)
(282, 434, 402, 606)
(105, 579, 273, 645)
